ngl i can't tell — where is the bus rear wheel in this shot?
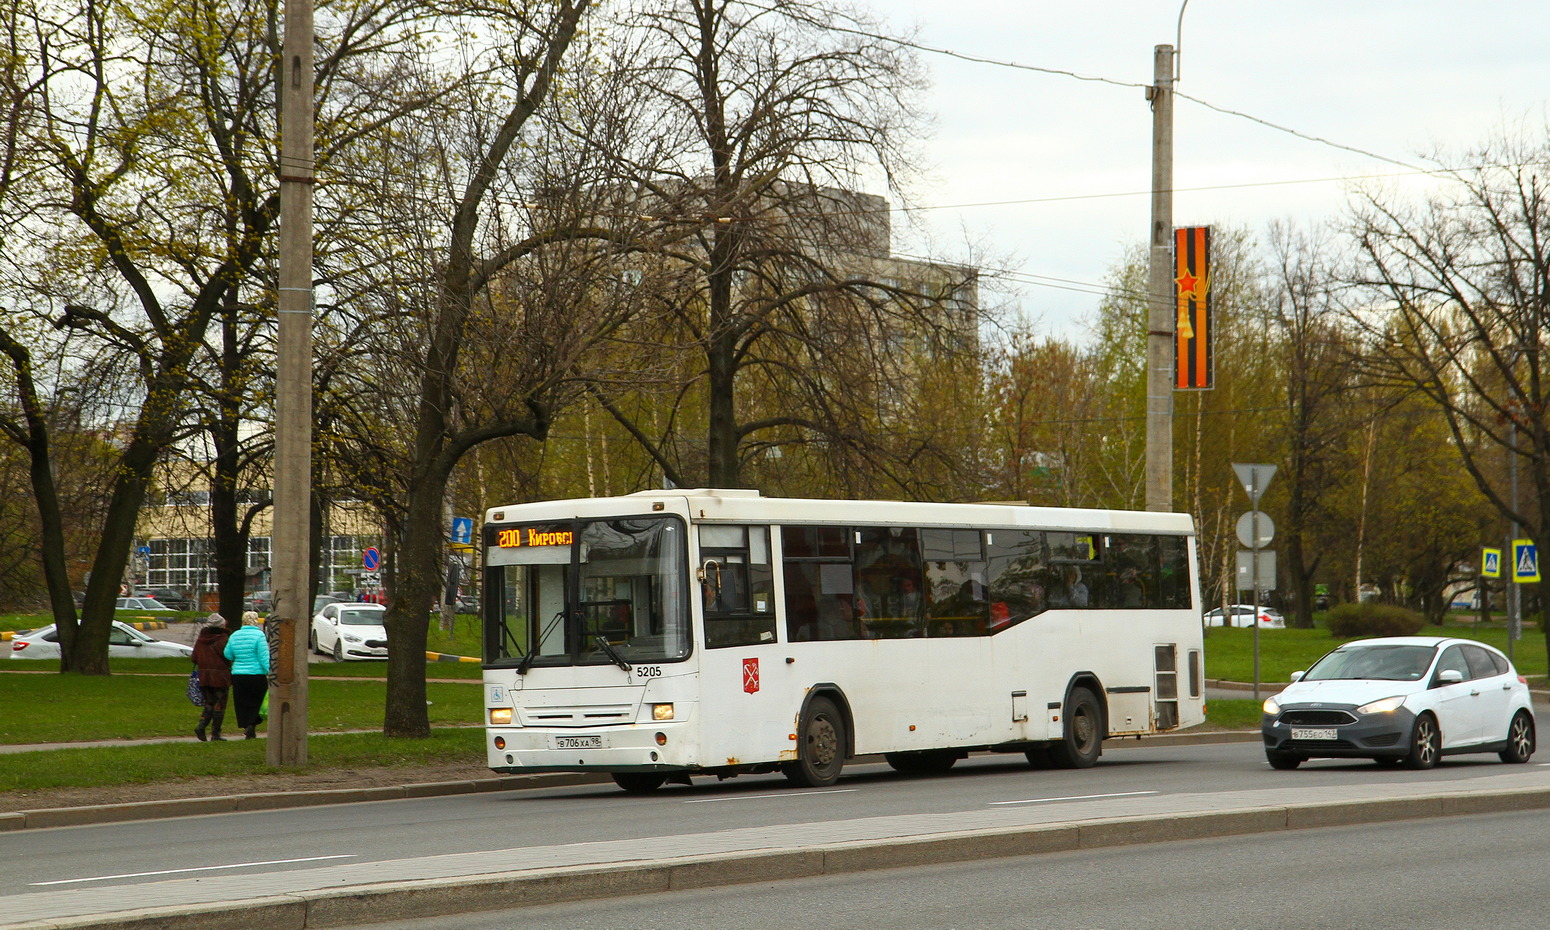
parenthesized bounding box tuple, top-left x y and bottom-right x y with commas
(784, 696, 846, 787)
(884, 750, 958, 774)
(1048, 686, 1103, 769)
(611, 772, 666, 793)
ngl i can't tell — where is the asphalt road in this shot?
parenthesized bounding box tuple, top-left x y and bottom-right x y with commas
(6, 736, 1549, 928)
(344, 807, 1550, 930)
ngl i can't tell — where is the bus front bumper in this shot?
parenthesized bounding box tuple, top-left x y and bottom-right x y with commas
(486, 724, 697, 772)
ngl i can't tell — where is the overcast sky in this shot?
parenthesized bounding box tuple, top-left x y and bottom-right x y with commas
(873, 0, 1550, 344)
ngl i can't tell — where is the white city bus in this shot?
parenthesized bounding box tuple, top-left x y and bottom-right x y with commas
(481, 489, 1204, 792)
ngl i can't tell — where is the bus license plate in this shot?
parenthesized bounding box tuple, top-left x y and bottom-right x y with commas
(554, 735, 602, 750)
(1291, 727, 1337, 740)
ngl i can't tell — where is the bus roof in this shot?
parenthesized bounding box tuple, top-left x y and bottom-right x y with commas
(484, 489, 1194, 535)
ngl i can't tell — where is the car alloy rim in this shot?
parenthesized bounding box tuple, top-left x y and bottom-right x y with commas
(1417, 719, 1437, 765)
(1511, 716, 1533, 757)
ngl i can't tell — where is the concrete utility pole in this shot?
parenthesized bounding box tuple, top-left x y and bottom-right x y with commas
(269, 0, 315, 767)
(1144, 44, 1176, 513)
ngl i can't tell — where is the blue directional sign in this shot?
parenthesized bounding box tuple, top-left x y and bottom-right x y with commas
(451, 517, 474, 545)
(1512, 539, 1539, 584)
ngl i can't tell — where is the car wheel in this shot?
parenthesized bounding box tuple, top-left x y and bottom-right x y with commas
(1048, 686, 1103, 768)
(308, 628, 318, 655)
(1403, 713, 1439, 770)
(1266, 750, 1303, 770)
(1500, 710, 1535, 764)
(782, 696, 846, 787)
(611, 772, 666, 793)
(884, 750, 958, 774)
(333, 641, 343, 662)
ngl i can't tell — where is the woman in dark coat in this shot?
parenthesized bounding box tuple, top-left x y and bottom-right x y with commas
(192, 613, 234, 741)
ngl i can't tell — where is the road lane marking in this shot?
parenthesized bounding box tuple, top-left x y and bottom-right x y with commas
(684, 789, 858, 804)
(29, 855, 358, 886)
(989, 790, 1159, 806)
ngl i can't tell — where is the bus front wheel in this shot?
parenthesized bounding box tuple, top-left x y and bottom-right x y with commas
(784, 696, 846, 787)
(1048, 686, 1103, 769)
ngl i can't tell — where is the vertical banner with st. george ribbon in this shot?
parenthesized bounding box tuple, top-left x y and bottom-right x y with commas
(1174, 226, 1213, 390)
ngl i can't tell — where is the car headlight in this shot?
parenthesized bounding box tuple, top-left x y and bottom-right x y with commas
(343, 633, 361, 643)
(489, 707, 513, 725)
(1262, 696, 1281, 715)
(651, 703, 675, 721)
(1356, 696, 1405, 715)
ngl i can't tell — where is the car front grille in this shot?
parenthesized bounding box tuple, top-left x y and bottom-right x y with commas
(1279, 709, 1357, 726)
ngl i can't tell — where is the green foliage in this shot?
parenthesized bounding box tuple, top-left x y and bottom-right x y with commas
(1325, 602, 1426, 638)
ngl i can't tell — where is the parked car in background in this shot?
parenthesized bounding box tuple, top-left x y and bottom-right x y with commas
(10, 620, 195, 659)
(314, 594, 343, 613)
(454, 594, 479, 614)
(115, 596, 175, 613)
(1262, 636, 1535, 770)
(1203, 604, 1284, 628)
(143, 588, 194, 611)
(244, 590, 273, 613)
(310, 602, 388, 661)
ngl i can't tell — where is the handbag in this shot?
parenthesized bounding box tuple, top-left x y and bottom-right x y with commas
(186, 669, 204, 706)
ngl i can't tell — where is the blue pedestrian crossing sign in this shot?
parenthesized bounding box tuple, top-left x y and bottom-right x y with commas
(1482, 547, 1501, 579)
(1512, 539, 1539, 584)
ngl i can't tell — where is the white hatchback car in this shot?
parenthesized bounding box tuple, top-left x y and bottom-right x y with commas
(9, 620, 195, 659)
(310, 602, 388, 660)
(1262, 636, 1535, 770)
(1204, 604, 1284, 628)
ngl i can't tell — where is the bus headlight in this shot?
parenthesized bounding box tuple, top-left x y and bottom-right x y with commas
(651, 703, 675, 721)
(489, 708, 513, 725)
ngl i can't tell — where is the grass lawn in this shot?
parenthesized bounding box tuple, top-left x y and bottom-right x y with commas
(1203, 621, 1548, 685)
(0, 729, 484, 793)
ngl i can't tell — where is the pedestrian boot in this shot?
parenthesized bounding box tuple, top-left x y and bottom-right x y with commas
(211, 721, 226, 741)
(194, 722, 207, 741)
(244, 725, 256, 740)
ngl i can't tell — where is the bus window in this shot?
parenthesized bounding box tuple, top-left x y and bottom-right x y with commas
(700, 525, 776, 648)
(1098, 534, 1157, 609)
(986, 530, 1050, 627)
(853, 527, 925, 638)
(1157, 536, 1192, 608)
(923, 528, 987, 637)
(782, 526, 861, 641)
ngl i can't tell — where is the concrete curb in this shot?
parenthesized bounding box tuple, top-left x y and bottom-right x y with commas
(14, 784, 1550, 930)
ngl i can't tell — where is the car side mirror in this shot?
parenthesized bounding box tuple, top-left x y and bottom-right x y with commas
(1436, 668, 1464, 685)
(1289, 671, 1305, 683)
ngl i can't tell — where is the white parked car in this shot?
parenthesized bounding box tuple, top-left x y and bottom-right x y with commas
(115, 596, 175, 612)
(310, 602, 388, 661)
(9, 620, 195, 659)
(1203, 604, 1284, 628)
(1261, 636, 1535, 770)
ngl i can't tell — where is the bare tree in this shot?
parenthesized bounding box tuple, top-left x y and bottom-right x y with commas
(1346, 131, 1550, 650)
(576, 0, 978, 494)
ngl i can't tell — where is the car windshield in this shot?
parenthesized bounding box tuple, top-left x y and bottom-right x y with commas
(1303, 644, 1436, 681)
(339, 609, 385, 626)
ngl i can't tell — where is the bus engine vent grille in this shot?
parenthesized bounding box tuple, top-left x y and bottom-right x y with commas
(520, 704, 635, 727)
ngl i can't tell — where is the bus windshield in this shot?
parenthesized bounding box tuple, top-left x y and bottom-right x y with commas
(485, 515, 690, 668)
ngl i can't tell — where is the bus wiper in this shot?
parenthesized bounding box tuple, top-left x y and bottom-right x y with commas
(517, 611, 567, 675)
(593, 635, 632, 672)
